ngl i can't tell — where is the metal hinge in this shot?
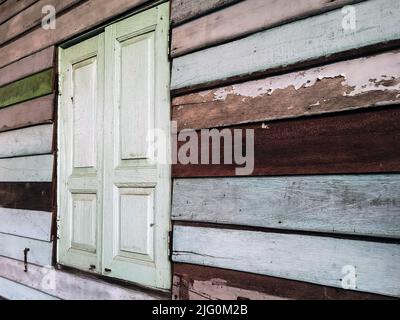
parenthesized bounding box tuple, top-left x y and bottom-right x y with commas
(168, 230, 173, 259)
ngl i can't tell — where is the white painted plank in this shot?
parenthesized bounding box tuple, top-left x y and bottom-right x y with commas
(0, 154, 53, 182)
(0, 208, 52, 241)
(0, 124, 53, 158)
(172, 175, 400, 238)
(0, 233, 52, 266)
(171, 0, 400, 89)
(173, 225, 400, 297)
(0, 256, 165, 300)
(0, 277, 58, 300)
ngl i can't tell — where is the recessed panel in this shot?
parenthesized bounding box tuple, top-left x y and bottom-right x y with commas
(73, 58, 97, 168)
(118, 189, 154, 258)
(71, 194, 97, 253)
(119, 32, 155, 160)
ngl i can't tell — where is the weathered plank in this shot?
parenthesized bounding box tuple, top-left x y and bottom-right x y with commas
(172, 175, 400, 239)
(0, 124, 53, 158)
(0, 232, 52, 266)
(0, 0, 38, 25)
(0, 154, 53, 182)
(172, 0, 361, 57)
(0, 0, 149, 68)
(0, 94, 54, 132)
(0, 182, 52, 211)
(0, 256, 166, 300)
(171, 0, 241, 25)
(0, 208, 52, 241)
(173, 225, 400, 297)
(0, 0, 82, 46)
(173, 50, 400, 131)
(0, 47, 54, 87)
(171, 0, 400, 91)
(0, 69, 54, 109)
(173, 263, 393, 300)
(173, 107, 400, 177)
(0, 277, 58, 300)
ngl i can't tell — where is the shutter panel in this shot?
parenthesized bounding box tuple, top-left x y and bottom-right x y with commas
(102, 4, 171, 289)
(58, 34, 105, 272)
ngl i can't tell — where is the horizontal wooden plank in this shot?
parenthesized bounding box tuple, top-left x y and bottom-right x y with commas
(0, 154, 53, 182)
(172, 175, 400, 238)
(171, 0, 241, 26)
(173, 225, 400, 297)
(171, 0, 360, 57)
(171, 0, 400, 91)
(0, 208, 52, 241)
(0, 0, 149, 69)
(0, 0, 82, 46)
(173, 263, 393, 300)
(0, 69, 54, 109)
(0, 232, 52, 266)
(0, 94, 54, 132)
(0, 47, 54, 87)
(0, 124, 53, 158)
(0, 256, 166, 300)
(0, 0, 38, 25)
(0, 277, 58, 300)
(0, 182, 52, 211)
(172, 107, 400, 177)
(173, 50, 400, 131)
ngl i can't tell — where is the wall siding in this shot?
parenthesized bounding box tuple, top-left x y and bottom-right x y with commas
(171, 0, 400, 92)
(172, 175, 400, 238)
(173, 225, 400, 297)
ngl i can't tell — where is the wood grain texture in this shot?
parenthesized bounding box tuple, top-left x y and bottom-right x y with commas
(0, 256, 166, 300)
(172, 175, 400, 238)
(173, 50, 400, 131)
(171, 0, 400, 91)
(0, 94, 54, 132)
(0, 124, 53, 158)
(173, 263, 393, 300)
(0, 154, 53, 182)
(0, 277, 58, 300)
(0, 69, 53, 109)
(0, 47, 54, 87)
(0, 208, 52, 241)
(0, 0, 38, 25)
(171, 0, 241, 25)
(0, 0, 149, 69)
(173, 225, 400, 297)
(0, 182, 52, 211)
(172, 107, 400, 177)
(0, 232, 52, 266)
(0, 0, 83, 46)
(171, 0, 361, 57)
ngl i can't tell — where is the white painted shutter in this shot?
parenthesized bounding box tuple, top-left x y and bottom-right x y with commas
(102, 4, 171, 289)
(58, 4, 171, 289)
(58, 34, 105, 271)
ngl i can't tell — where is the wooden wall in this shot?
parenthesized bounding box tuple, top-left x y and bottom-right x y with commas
(0, 0, 166, 300)
(170, 0, 400, 300)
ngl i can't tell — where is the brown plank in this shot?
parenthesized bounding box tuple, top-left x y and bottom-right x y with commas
(173, 263, 395, 300)
(173, 50, 400, 131)
(0, 182, 52, 211)
(0, 0, 149, 68)
(0, 0, 83, 46)
(0, 47, 54, 87)
(0, 94, 54, 132)
(0, 0, 38, 25)
(171, 0, 360, 57)
(172, 106, 400, 177)
(171, 0, 242, 26)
